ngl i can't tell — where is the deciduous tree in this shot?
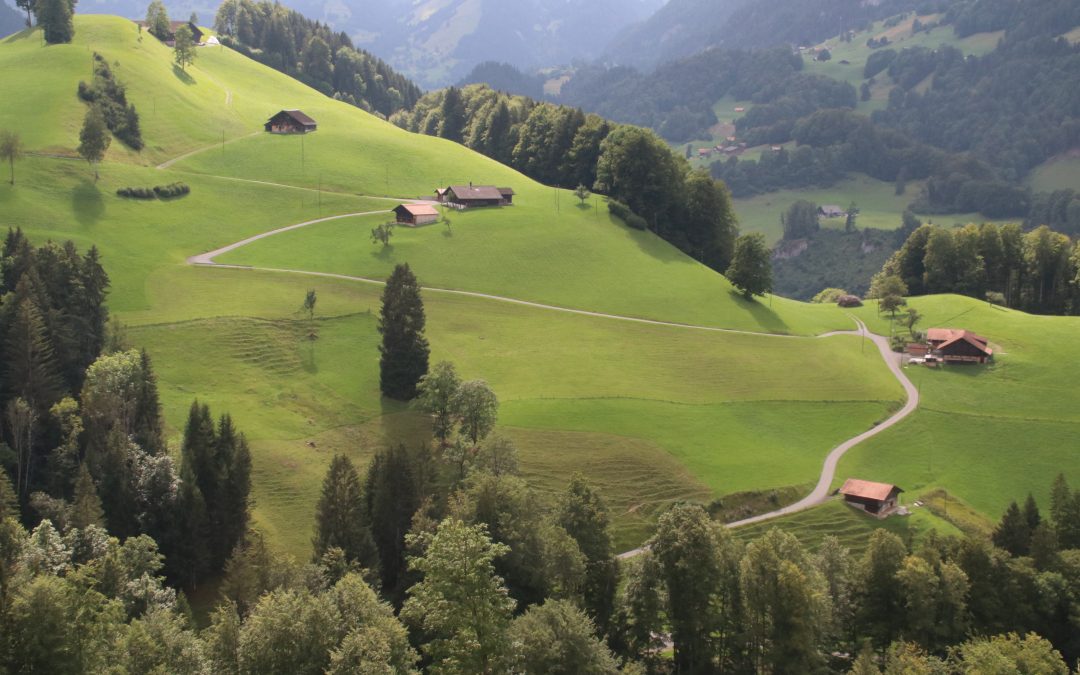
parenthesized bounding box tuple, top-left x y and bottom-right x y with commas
(173, 24, 197, 71)
(403, 519, 514, 674)
(416, 360, 460, 444)
(726, 232, 773, 299)
(454, 379, 498, 446)
(0, 130, 23, 185)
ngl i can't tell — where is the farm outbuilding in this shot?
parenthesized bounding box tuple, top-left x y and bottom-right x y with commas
(265, 110, 317, 134)
(927, 328, 992, 364)
(443, 184, 511, 208)
(394, 203, 439, 226)
(818, 204, 845, 218)
(839, 479, 903, 517)
(136, 20, 204, 45)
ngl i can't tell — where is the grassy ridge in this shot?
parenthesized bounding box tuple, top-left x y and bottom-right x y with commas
(4, 15, 1075, 561)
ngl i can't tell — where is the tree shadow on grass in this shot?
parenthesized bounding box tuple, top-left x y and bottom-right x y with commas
(72, 180, 105, 225)
(374, 244, 396, 261)
(172, 64, 196, 85)
(727, 290, 791, 334)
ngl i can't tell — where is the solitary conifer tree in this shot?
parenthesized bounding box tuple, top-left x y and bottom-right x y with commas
(77, 106, 110, 181)
(378, 263, 429, 400)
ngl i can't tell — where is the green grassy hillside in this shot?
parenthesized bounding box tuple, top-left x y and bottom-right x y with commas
(838, 296, 1080, 521)
(5, 16, 1074, 559)
(0, 16, 914, 556)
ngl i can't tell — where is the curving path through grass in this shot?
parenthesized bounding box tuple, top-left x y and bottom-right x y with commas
(618, 320, 919, 558)
(186, 212, 919, 558)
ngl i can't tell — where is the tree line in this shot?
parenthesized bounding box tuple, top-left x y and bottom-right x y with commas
(874, 220, 1080, 314)
(212, 0, 421, 117)
(77, 53, 143, 151)
(392, 85, 742, 274)
(0, 231, 251, 592)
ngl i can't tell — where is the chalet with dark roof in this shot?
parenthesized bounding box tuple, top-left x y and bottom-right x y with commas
(135, 20, 203, 45)
(839, 479, 903, 517)
(265, 110, 317, 134)
(927, 328, 992, 364)
(443, 184, 511, 208)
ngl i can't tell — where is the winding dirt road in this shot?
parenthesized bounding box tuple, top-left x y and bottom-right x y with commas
(186, 209, 919, 559)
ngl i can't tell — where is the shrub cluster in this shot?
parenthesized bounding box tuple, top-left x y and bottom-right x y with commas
(117, 183, 190, 200)
(77, 54, 144, 151)
(607, 200, 648, 231)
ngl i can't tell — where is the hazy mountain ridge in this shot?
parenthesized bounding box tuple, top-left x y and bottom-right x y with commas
(66, 0, 663, 87)
(1, 0, 25, 36)
(605, 0, 938, 69)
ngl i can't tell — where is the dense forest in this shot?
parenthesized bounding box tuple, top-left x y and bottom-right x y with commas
(212, 0, 422, 116)
(557, 47, 856, 144)
(874, 221, 1080, 315)
(391, 85, 740, 273)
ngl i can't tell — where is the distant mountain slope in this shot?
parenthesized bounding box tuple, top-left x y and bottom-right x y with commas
(78, 0, 663, 88)
(604, 0, 940, 69)
(602, 0, 750, 69)
(0, 1, 24, 37)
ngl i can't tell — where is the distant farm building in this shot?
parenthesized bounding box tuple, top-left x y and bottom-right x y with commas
(927, 328, 993, 364)
(265, 110, 317, 134)
(136, 20, 203, 45)
(439, 184, 513, 208)
(839, 479, 903, 517)
(734, 107, 745, 112)
(818, 204, 845, 218)
(906, 343, 930, 358)
(393, 203, 439, 226)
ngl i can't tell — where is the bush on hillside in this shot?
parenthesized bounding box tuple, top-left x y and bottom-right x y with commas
(607, 200, 648, 231)
(117, 183, 190, 200)
(77, 54, 144, 151)
(154, 182, 191, 198)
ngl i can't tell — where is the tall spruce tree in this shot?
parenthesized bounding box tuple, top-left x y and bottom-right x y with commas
(364, 445, 422, 601)
(313, 454, 378, 573)
(69, 463, 104, 529)
(173, 401, 252, 584)
(4, 282, 63, 412)
(993, 501, 1031, 556)
(378, 264, 429, 401)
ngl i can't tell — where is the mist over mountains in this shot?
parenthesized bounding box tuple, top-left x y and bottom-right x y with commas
(39, 0, 664, 87)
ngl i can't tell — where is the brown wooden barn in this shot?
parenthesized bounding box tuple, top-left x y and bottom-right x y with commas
(264, 110, 317, 134)
(444, 184, 507, 208)
(927, 328, 992, 364)
(498, 187, 515, 205)
(136, 20, 203, 45)
(393, 203, 439, 226)
(839, 479, 903, 517)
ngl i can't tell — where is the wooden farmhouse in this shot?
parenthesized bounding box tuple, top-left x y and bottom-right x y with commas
(927, 328, 993, 364)
(136, 20, 203, 45)
(264, 110, 317, 134)
(393, 203, 439, 226)
(818, 204, 845, 218)
(839, 479, 903, 517)
(438, 184, 513, 208)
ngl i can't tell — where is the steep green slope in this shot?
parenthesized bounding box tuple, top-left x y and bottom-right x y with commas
(0, 16, 914, 557)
